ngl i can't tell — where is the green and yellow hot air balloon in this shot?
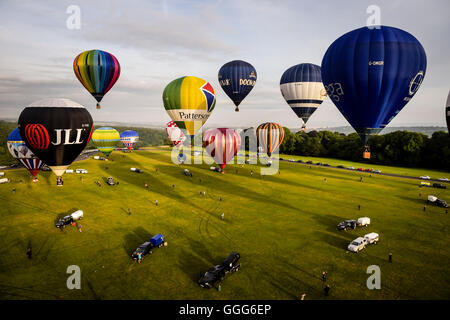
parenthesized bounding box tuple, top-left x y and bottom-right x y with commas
(163, 76, 216, 137)
(92, 127, 120, 157)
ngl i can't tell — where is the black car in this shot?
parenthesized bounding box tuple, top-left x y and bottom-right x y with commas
(436, 199, 449, 208)
(306, 161, 313, 164)
(296, 160, 304, 163)
(433, 183, 447, 189)
(134, 168, 143, 173)
(279, 158, 284, 161)
(337, 220, 357, 231)
(107, 177, 115, 185)
(337, 165, 345, 168)
(131, 241, 153, 260)
(316, 162, 322, 166)
(198, 252, 241, 289)
(323, 163, 330, 167)
(55, 215, 73, 229)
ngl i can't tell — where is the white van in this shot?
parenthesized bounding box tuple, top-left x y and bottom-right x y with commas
(357, 217, 371, 227)
(93, 156, 100, 160)
(0, 178, 10, 184)
(65, 169, 74, 174)
(71, 210, 83, 221)
(0, 172, 5, 177)
(364, 232, 379, 244)
(428, 195, 438, 203)
(76, 169, 88, 174)
(347, 237, 367, 253)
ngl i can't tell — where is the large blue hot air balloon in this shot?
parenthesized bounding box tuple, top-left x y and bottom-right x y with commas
(321, 26, 427, 158)
(218, 60, 257, 112)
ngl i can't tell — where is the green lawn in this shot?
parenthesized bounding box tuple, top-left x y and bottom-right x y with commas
(0, 149, 449, 300)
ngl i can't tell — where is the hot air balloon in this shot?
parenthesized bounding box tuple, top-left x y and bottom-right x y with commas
(166, 121, 186, 147)
(163, 76, 216, 137)
(7, 128, 45, 182)
(321, 26, 427, 159)
(18, 98, 94, 184)
(256, 123, 285, 157)
(280, 63, 326, 130)
(218, 60, 257, 112)
(92, 127, 120, 157)
(120, 130, 139, 151)
(73, 49, 120, 109)
(203, 128, 241, 173)
(446, 91, 450, 133)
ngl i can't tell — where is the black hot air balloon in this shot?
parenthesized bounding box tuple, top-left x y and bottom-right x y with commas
(18, 98, 94, 183)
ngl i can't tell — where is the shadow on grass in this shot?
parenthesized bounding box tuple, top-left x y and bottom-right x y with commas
(122, 227, 152, 256)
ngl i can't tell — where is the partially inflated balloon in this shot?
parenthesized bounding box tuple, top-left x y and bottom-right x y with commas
(7, 128, 45, 181)
(257, 123, 285, 157)
(73, 50, 120, 109)
(321, 26, 427, 157)
(120, 130, 139, 151)
(166, 121, 186, 147)
(203, 128, 241, 172)
(18, 98, 94, 177)
(163, 76, 216, 137)
(218, 60, 257, 112)
(92, 127, 120, 156)
(446, 91, 450, 133)
(280, 63, 326, 129)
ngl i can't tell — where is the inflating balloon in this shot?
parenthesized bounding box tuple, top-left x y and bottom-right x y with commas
(203, 128, 241, 172)
(321, 26, 427, 158)
(163, 76, 216, 137)
(256, 123, 285, 157)
(7, 128, 45, 182)
(218, 60, 257, 112)
(166, 121, 186, 147)
(280, 63, 326, 129)
(120, 130, 139, 151)
(18, 98, 93, 180)
(73, 49, 120, 109)
(92, 127, 120, 157)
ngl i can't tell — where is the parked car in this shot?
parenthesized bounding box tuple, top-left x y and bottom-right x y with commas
(296, 160, 304, 163)
(347, 166, 355, 170)
(364, 232, 379, 244)
(131, 241, 153, 260)
(65, 169, 74, 174)
(0, 172, 4, 177)
(420, 182, 431, 187)
(357, 217, 371, 227)
(288, 159, 295, 162)
(373, 169, 382, 174)
(55, 215, 73, 229)
(316, 162, 322, 166)
(438, 177, 449, 182)
(337, 220, 357, 231)
(0, 178, 11, 184)
(184, 169, 192, 177)
(75, 169, 88, 174)
(433, 183, 447, 189)
(364, 168, 373, 172)
(420, 175, 430, 180)
(279, 158, 284, 161)
(337, 165, 345, 168)
(357, 168, 364, 171)
(107, 177, 115, 185)
(427, 195, 449, 208)
(198, 252, 241, 289)
(323, 163, 330, 167)
(306, 161, 313, 164)
(347, 237, 367, 253)
(130, 167, 143, 173)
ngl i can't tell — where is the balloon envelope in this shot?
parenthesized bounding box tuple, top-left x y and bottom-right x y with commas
(203, 128, 241, 170)
(446, 91, 450, 133)
(257, 123, 285, 157)
(321, 26, 427, 144)
(92, 127, 120, 156)
(280, 63, 326, 127)
(120, 130, 139, 150)
(18, 98, 94, 177)
(218, 60, 257, 111)
(73, 49, 120, 109)
(166, 121, 186, 147)
(7, 128, 45, 178)
(163, 76, 216, 137)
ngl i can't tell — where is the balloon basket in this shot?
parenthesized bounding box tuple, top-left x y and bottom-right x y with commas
(96, 103, 101, 109)
(32, 178, 38, 183)
(235, 107, 239, 112)
(363, 151, 371, 159)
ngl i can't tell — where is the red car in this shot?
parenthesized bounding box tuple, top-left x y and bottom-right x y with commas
(364, 168, 373, 172)
(357, 168, 364, 171)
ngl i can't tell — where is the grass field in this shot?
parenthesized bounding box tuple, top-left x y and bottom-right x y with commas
(0, 149, 449, 300)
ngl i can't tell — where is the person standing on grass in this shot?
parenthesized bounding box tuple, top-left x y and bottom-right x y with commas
(322, 271, 327, 282)
(358, 204, 361, 210)
(221, 213, 224, 220)
(360, 177, 363, 182)
(389, 253, 392, 263)
(78, 224, 82, 233)
(26, 247, 32, 259)
(300, 293, 306, 300)
(324, 284, 330, 296)
(423, 206, 426, 212)
(138, 252, 142, 264)
(128, 208, 131, 216)
(156, 200, 159, 206)
(145, 183, 148, 189)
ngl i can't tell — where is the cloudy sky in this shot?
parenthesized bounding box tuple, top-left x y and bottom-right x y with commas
(0, 0, 448, 129)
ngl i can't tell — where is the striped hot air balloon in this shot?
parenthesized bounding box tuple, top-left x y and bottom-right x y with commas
(163, 76, 216, 137)
(73, 50, 120, 109)
(203, 128, 241, 172)
(280, 63, 326, 129)
(120, 130, 139, 151)
(165, 121, 186, 147)
(92, 127, 120, 156)
(257, 123, 285, 157)
(7, 128, 45, 181)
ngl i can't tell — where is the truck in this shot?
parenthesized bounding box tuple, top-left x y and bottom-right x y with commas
(131, 233, 167, 261)
(347, 237, 367, 253)
(198, 252, 241, 289)
(428, 195, 449, 208)
(55, 210, 83, 229)
(130, 167, 143, 173)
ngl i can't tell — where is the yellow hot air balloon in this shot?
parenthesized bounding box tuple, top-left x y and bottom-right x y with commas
(162, 76, 216, 137)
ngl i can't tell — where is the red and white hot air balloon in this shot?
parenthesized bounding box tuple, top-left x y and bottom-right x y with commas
(203, 128, 241, 173)
(166, 121, 186, 147)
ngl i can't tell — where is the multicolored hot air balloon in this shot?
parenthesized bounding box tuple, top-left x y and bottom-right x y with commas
(256, 123, 285, 157)
(218, 60, 257, 112)
(120, 130, 139, 151)
(321, 26, 427, 159)
(280, 63, 326, 129)
(18, 98, 94, 182)
(163, 76, 216, 137)
(7, 128, 45, 182)
(166, 121, 186, 147)
(203, 128, 241, 172)
(92, 127, 120, 157)
(446, 91, 450, 133)
(73, 49, 120, 109)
